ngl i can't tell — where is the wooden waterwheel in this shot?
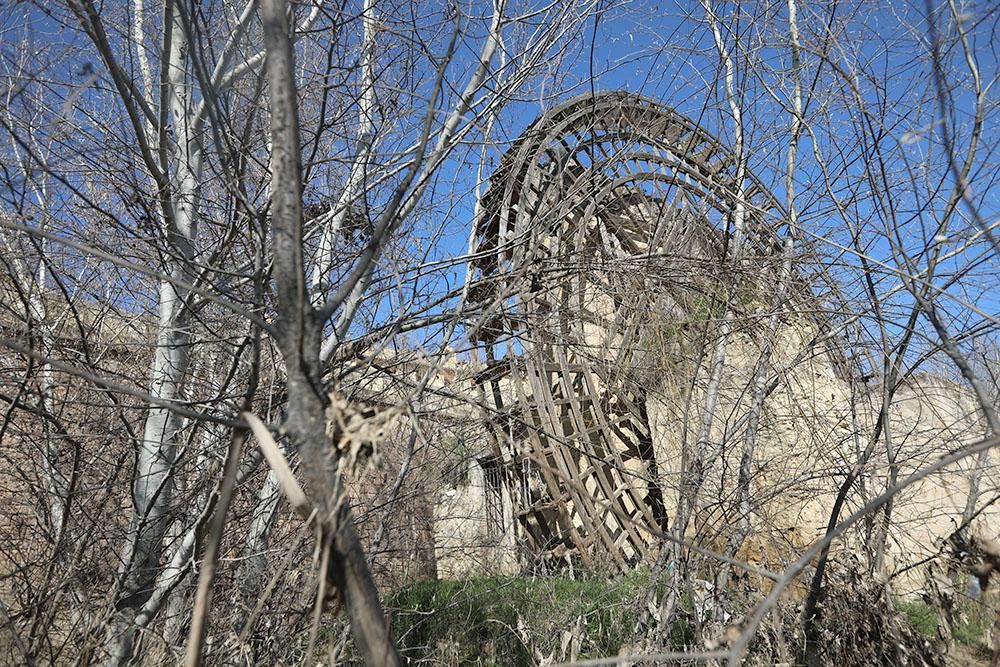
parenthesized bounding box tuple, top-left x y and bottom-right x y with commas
(470, 92, 781, 571)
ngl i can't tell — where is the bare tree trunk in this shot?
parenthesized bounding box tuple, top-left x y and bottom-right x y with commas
(309, 0, 377, 308)
(670, 0, 748, 542)
(225, 443, 286, 660)
(107, 8, 202, 661)
(727, 0, 803, 558)
(260, 1, 400, 663)
(1, 123, 66, 539)
(658, 1, 750, 636)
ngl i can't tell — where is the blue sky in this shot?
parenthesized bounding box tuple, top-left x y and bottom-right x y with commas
(400, 0, 999, 368)
(1, 0, 996, 372)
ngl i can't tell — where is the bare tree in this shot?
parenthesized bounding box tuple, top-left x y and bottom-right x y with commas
(0, 0, 595, 663)
(1, 0, 997, 665)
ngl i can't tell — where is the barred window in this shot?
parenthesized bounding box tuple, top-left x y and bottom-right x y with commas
(480, 457, 504, 538)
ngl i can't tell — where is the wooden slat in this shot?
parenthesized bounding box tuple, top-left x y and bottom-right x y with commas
(578, 368, 659, 557)
(551, 345, 649, 563)
(519, 356, 613, 564)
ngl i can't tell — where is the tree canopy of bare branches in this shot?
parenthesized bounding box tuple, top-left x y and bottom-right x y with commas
(0, 0, 997, 665)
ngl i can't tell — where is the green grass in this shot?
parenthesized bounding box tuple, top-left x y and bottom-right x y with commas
(386, 575, 997, 665)
(952, 592, 996, 649)
(897, 591, 996, 650)
(385, 572, 676, 665)
(897, 599, 939, 639)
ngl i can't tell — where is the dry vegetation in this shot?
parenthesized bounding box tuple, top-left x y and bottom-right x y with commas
(0, 0, 997, 665)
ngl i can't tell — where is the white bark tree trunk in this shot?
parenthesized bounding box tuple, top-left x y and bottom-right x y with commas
(107, 8, 202, 662)
(727, 0, 803, 555)
(658, 0, 750, 634)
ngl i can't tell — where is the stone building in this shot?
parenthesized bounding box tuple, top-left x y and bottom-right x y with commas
(371, 92, 1000, 592)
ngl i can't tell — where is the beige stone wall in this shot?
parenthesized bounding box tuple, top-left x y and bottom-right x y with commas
(344, 324, 998, 590)
(645, 316, 999, 590)
(433, 457, 520, 578)
(340, 349, 524, 578)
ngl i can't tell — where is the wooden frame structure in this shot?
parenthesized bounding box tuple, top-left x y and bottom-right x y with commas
(470, 92, 782, 571)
